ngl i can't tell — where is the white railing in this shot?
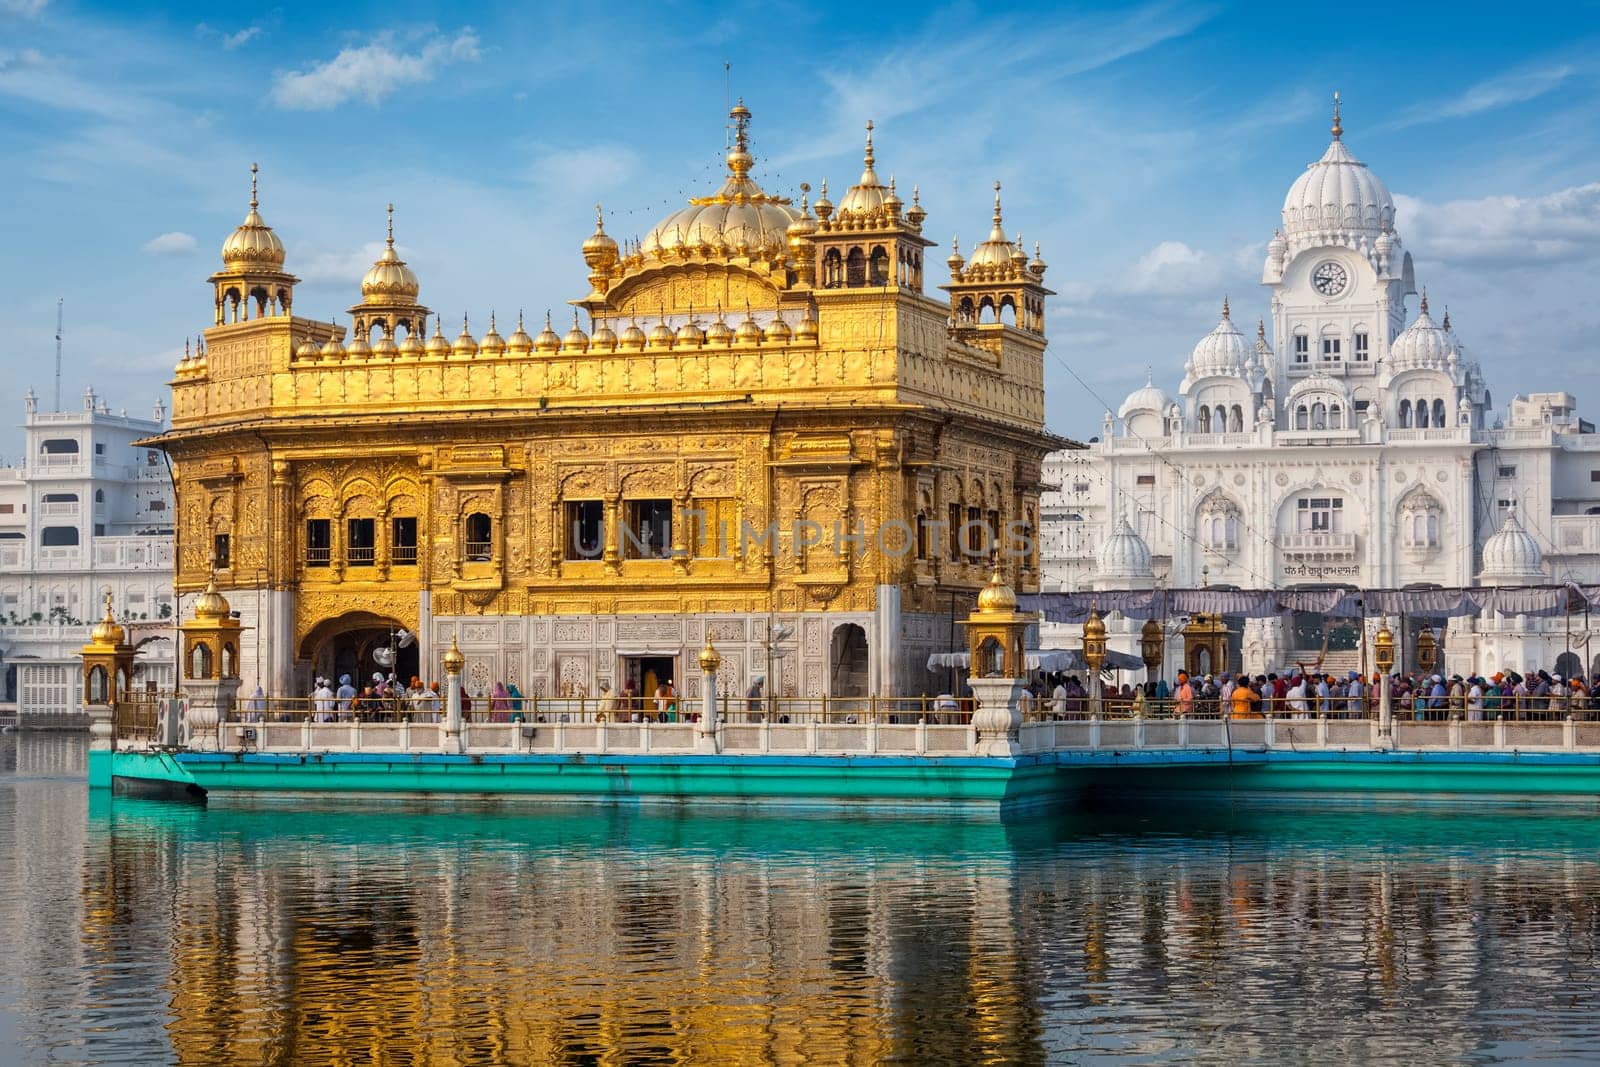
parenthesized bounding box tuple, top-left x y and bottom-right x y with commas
(1386, 428, 1468, 443)
(0, 547, 22, 567)
(1280, 531, 1357, 555)
(1021, 715, 1600, 754)
(91, 539, 174, 568)
(37, 547, 83, 563)
(1552, 515, 1600, 554)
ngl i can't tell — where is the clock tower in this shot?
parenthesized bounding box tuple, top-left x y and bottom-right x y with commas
(1259, 95, 1415, 418)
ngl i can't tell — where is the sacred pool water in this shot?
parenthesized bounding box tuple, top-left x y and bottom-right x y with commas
(4, 732, 1599, 1064)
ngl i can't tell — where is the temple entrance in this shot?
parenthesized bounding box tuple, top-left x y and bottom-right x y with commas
(829, 623, 869, 699)
(299, 612, 418, 690)
(621, 655, 677, 716)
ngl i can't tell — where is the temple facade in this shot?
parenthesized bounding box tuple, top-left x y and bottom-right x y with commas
(146, 106, 1066, 701)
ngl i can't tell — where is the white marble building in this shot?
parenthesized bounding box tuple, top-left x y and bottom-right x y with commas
(0, 388, 177, 724)
(1040, 105, 1600, 678)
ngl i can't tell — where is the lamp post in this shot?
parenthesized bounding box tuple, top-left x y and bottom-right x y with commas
(1140, 616, 1164, 686)
(1416, 623, 1438, 675)
(1084, 602, 1107, 719)
(1375, 616, 1395, 743)
(697, 634, 721, 752)
(442, 633, 464, 753)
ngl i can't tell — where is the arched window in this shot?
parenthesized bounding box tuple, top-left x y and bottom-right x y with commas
(846, 247, 866, 287)
(1311, 402, 1327, 430)
(868, 246, 890, 285)
(190, 643, 213, 679)
(1399, 399, 1412, 428)
(822, 249, 844, 289)
(1197, 405, 1210, 431)
(87, 666, 108, 703)
(1432, 399, 1446, 428)
(1295, 404, 1309, 431)
(221, 643, 235, 679)
(1229, 405, 1243, 433)
(1329, 404, 1342, 429)
(465, 512, 492, 561)
(94, 489, 105, 504)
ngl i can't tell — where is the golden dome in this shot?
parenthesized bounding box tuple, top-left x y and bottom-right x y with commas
(425, 318, 451, 357)
(398, 325, 425, 356)
(706, 314, 735, 346)
(906, 185, 926, 227)
(836, 121, 890, 216)
(360, 205, 420, 305)
(590, 322, 618, 350)
(976, 566, 1018, 613)
(1029, 241, 1047, 277)
(648, 319, 676, 347)
(372, 334, 398, 357)
(619, 319, 647, 350)
(675, 317, 705, 347)
(883, 176, 903, 214)
(1082, 603, 1107, 643)
(965, 183, 1021, 270)
(220, 164, 287, 270)
(295, 333, 320, 360)
(763, 314, 792, 343)
(507, 312, 534, 355)
(795, 309, 819, 342)
(480, 313, 507, 356)
(787, 185, 819, 248)
(345, 332, 372, 358)
(581, 204, 619, 268)
(452, 314, 478, 357)
(319, 328, 346, 359)
(89, 591, 125, 647)
(812, 179, 833, 220)
(946, 238, 964, 272)
(735, 313, 763, 345)
(193, 576, 232, 620)
(639, 101, 799, 263)
(563, 311, 590, 352)
(534, 312, 562, 353)
(698, 636, 722, 673)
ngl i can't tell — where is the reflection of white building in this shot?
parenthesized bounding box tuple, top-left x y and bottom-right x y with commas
(1040, 104, 1600, 677)
(0, 388, 177, 724)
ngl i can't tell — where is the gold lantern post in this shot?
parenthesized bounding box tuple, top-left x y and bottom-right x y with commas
(1083, 602, 1107, 718)
(442, 633, 466, 748)
(696, 634, 722, 751)
(1139, 616, 1164, 683)
(1374, 616, 1395, 741)
(1415, 624, 1438, 674)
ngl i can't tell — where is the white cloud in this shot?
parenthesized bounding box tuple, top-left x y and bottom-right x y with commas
(294, 241, 386, 286)
(1115, 239, 1262, 296)
(1396, 182, 1600, 266)
(530, 144, 638, 197)
(270, 29, 480, 110)
(1426, 65, 1574, 125)
(143, 231, 196, 255)
(0, 0, 48, 16)
(195, 22, 263, 49)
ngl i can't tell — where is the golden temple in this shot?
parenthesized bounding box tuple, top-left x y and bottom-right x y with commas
(146, 103, 1069, 700)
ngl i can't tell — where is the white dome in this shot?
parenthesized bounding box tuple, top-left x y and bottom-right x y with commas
(1118, 372, 1172, 420)
(1096, 516, 1153, 580)
(1480, 511, 1544, 584)
(1187, 300, 1250, 378)
(1389, 295, 1456, 371)
(1281, 138, 1395, 243)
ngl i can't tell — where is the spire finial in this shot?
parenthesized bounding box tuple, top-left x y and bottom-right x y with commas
(489, 310, 497, 330)
(462, 311, 469, 331)
(864, 118, 875, 169)
(1442, 306, 1451, 330)
(545, 309, 553, 328)
(1145, 365, 1153, 385)
(1257, 317, 1266, 340)
(1222, 295, 1231, 320)
(992, 181, 1003, 225)
(385, 202, 394, 247)
(594, 202, 605, 231)
(249, 162, 259, 210)
(1331, 90, 1343, 141)
(912, 184, 921, 206)
(1420, 288, 1429, 315)
(517, 309, 525, 329)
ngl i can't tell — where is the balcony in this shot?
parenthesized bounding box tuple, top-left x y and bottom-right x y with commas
(1280, 531, 1358, 559)
(392, 544, 417, 565)
(346, 546, 375, 567)
(1386, 428, 1470, 444)
(39, 501, 79, 517)
(305, 546, 331, 567)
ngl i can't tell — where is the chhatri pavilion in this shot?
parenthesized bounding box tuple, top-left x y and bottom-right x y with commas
(146, 102, 1067, 701)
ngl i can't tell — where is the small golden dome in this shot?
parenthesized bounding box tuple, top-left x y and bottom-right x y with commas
(506, 311, 534, 355)
(590, 322, 618, 351)
(442, 633, 465, 674)
(480, 313, 507, 356)
(883, 176, 903, 214)
(706, 315, 735, 346)
(425, 318, 451, 357)
(698, 636, 722, 673)
(1082, 603, 1107, 642)
(675, 317, 705, 347)
(976, 566, 1018, 613)
(452, 314, 478, 357)
(563, 311, 590, 352)
(966, 183, 1021, 270)
(319, 328, 346, 359)
(193, 576, 232, 620)
(735, 313, 763, 345)
(534, 312, 562, 353)
(763, 314, 792, 343)
(619, 319, 647, 350)
(90, 591, 125, 646)
(372, 334, 398, 357)
(220, 164, 287, 269)
(1009, 233, 1028, 267)
(648, 319, 676, 348)
(345, 332, 372, 358)
(1029, 241, 1047, 277)
(360, 205, 420, 305)
(787, 185, 819, 246)
(946, 237, 964, 272)
(581, 204, 619, 268)
(295, 334, 320, 360)
(398, 325, 425, 356)
(813, 179, 833, 221)
(837, 121, 890, 216)
(906, 185, 926, 227)
(795, 310, 819, 342)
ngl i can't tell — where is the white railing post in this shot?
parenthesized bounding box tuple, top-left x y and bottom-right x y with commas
(915, 719, 927, 755)
(1178, 718, 1189, 747)
(1316, 714, 1328, 748)
(806, 721, 819, 754)
(1565, 715, 1576, 750)
(1448, 717, 1462, 750)
(1493, 718, 1507, 749)
(641, 719, 652, 753)
(1089, 717, 1101, 750)
(1263, 716, 1274, 748)
(597, 715, 608, 753)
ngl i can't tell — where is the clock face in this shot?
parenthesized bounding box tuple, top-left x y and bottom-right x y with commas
(1312, 261, 1348, 296)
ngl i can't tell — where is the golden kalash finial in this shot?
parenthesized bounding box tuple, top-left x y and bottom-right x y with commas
(1331, 90, 1343, 140)
(699, 633, 722, 673)
(89, 586, 126, 647)
(443, 633, 465, 674)
(863, 119, 875, 169)
(386, 202, 395, 247)
(249, 161, 259, 209)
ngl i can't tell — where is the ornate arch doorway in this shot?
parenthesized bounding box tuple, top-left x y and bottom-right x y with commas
(299, 611, 418, 690)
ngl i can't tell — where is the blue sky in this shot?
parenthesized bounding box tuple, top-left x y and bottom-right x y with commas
(1, 0, 1598, 457)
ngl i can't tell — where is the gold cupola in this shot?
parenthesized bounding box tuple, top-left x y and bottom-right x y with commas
(480, 312, 507, 356)
(89, 593, 127, 648)
(675, 311, 705, 348)
(319, 324, 346, 359)
(425, 318, 451, 357)
(619, 318, 647, 351)
(350, 204, 430, 347)
(360, 205, 421, 304)
(964, 183, 1020, 271)
(590, 320, 618, 351)
(648, 317, 676, 348)
(762, 312, 791, 343)
(836, 120, 890, 217)
(507, 311, 534, 355)
(221, 163, 287, 270)
(398, 325, 425, 356)
(582, 204, 620, 270)
(535, 312, 562, 353)
(794, 306, 819, 342)
(452, 313, 478, 357)
(562, 311, 590, 352)
(735, 310, 763, 345)
(193, 575, 233, 620)
(209, 163, 299, 326)
(706, 308, 735, 346)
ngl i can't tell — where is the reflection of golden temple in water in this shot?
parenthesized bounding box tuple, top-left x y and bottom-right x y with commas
(63, 796, 1600, 1064)
(145, 101, 1066, 705)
